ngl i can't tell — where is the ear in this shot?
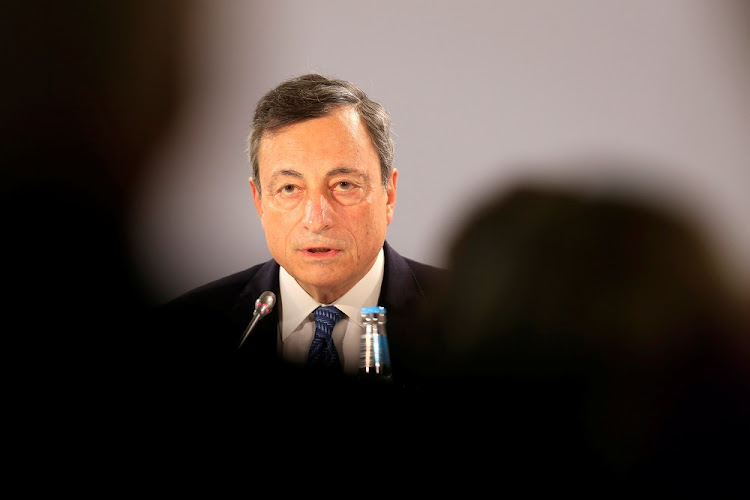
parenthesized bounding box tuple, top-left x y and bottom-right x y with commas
(385, 168, 398, 226)
(249, 177, 265, 224)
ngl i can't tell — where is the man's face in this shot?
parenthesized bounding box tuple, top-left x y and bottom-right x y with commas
(250, 106, 397, 304)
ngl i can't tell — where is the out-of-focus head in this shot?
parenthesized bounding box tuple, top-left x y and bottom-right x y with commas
(438, 178, 750, 476)
(2, 0, 191, 192)
(444, 181, 748, 371)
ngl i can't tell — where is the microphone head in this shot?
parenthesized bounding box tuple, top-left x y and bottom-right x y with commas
(254, 291, 276, 317)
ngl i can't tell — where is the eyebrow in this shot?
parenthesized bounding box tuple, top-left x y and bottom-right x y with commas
(326, 167, 370, 182)
(270, 167, 370, 182)
(271, 169, 304, 180)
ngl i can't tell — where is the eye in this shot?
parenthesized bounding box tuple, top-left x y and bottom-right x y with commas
(279, 184, 300, 196)
(332, 180, 360, 193)
(331, 180, 364, 205)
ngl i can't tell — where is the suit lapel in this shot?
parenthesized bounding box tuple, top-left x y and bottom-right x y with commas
(378, 241, 435, 386)
(379, 240, 424, 312)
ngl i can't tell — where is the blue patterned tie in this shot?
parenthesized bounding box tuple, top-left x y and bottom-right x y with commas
(307, 306, 344, 372)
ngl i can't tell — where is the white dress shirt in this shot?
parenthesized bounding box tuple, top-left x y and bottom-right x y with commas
(277, 248, 384, 375)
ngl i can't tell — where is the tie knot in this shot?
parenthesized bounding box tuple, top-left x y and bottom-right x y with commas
(313, 306, 344, 332)
(307, 306, 344, 371)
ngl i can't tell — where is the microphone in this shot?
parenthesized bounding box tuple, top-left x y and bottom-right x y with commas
(238, 291, 276, 349)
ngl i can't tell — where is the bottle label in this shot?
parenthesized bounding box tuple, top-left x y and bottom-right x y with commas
(375, 335, 391, 367)
(359, 332, 391, 375)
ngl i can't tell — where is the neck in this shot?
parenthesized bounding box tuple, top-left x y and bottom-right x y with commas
(301, 283, 351, 305)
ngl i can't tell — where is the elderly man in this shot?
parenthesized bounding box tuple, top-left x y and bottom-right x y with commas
(152, 74, 446, 393)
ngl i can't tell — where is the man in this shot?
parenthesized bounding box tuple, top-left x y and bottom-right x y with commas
(151, 74, 447, 399)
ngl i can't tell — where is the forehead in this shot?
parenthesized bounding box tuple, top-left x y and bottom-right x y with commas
(257, 106, 379, 178)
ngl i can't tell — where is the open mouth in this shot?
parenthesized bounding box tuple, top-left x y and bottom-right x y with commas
(307, 247, 334, 253)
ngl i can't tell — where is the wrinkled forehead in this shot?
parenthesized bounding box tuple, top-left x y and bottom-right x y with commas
(257, 107, 377, 177)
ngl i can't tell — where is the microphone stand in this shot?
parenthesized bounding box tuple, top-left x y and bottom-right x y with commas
(238, 312, 263, 349)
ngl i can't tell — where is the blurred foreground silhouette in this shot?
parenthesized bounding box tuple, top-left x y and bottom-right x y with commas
(426, 179, 750, 490)
(1, 1, 193, 480)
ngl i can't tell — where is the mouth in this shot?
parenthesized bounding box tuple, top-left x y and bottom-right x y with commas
(303, 246, 339, 255)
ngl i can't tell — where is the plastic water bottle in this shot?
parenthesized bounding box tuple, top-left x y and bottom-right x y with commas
(358, 306, 392, 381)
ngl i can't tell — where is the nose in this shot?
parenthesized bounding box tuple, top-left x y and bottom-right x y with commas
(303, 193, 333, 233)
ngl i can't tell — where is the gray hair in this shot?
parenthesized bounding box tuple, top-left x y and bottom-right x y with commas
(247, 74, 394, 197)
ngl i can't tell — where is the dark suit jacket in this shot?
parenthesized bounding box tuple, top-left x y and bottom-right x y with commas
(145, 241, 448, 407)
(128, 242, 460, 479)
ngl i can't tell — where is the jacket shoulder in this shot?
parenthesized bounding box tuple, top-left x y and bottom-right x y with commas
(164, 260, 274, 308)
(145, 260, 278, 359)
(403, 257, 448, 292)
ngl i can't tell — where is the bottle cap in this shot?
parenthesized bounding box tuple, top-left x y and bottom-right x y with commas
(360, 306, 386, 314)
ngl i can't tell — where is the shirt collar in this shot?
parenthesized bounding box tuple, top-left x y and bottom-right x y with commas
(279, 247, 384, 341)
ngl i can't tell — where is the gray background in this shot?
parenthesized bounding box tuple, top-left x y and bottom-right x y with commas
(129, 0, 750, 303)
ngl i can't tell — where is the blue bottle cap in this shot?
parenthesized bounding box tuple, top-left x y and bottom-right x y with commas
(360, 306, 386, 314)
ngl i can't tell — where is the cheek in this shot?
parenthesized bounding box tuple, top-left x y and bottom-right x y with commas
(352, 207, 385, 241)
(263, 209, 294, 243)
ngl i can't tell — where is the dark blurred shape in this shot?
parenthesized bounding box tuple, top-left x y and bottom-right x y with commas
(429, 178, 749, 490)
(1, 0, 193, 474)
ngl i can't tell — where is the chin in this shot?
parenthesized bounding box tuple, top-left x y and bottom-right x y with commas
(290, 264, 338, 281)
(303, 274, 348, 289)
